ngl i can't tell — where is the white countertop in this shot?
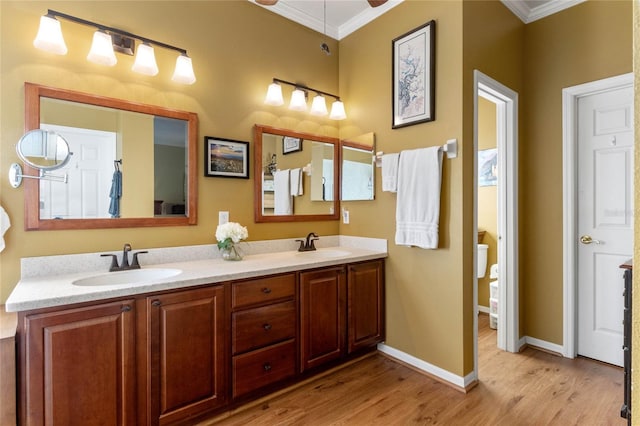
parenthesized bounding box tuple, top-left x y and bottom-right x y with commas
(6, 237, 387, 312)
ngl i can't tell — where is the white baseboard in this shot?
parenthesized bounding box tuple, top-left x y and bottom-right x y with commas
(477, 305, 490, 314)
(377, 343, 476, 390)
(523, 336, 563, 356)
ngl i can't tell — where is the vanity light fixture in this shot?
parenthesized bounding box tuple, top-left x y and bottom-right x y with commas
(33, 9, 196, 84)
(264, 78, 347, 120)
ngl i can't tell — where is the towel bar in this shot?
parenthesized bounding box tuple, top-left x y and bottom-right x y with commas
(374, 138, 457, 167)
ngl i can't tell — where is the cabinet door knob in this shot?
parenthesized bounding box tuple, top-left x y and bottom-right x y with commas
(263, 323, 272, 331)
(151, 300, 162, 307)
(263, 363, 272, 372)
(262, 287, 272, 294)
(121, 305, 132, 312)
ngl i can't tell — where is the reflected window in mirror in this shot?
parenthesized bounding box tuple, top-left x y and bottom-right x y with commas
(254, 125, 340, 223)
(341, 132, 375, 201)
(23, 82, 198, 230)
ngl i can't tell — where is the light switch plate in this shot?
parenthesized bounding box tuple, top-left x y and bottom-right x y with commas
(218, 211, 229, 225)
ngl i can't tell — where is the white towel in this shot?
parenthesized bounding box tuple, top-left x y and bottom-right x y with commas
(395, 146, 443, 249)
(381, 153, 400, 192)
(290, 168, 303, 196)
(273, 169, 293, 215)
(0, 205, 10, 252)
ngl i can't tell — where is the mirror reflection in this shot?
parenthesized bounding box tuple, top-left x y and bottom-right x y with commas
(254, 125, 340, 223)
(16, 129, 72, 171)
(341, 132, 375, 201)
(23, 83, 197, 230)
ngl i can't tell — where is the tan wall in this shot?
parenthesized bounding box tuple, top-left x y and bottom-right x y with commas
(477, 97, 497, 308)
(339, 1, 467, 376)
(0, 1, 341, 303)
(521, 0, 632, 344)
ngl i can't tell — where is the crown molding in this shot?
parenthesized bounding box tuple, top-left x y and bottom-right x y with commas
(501, 0, 586, 24)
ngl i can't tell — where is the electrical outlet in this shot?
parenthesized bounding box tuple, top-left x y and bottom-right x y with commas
(342, 208, 350, 224)
(218, 211, 229, 225)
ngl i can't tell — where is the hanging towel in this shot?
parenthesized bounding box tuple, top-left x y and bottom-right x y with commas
(381, 153, 400, 192)
(290, 168, 304, 196)
(395, 146, 443, 249)
(108, 169, 122, 218)
(273, 169, 293, 215)
(0, 205, 10, 253)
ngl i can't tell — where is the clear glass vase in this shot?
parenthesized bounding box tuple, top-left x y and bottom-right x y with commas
(221, 243, 243, 261)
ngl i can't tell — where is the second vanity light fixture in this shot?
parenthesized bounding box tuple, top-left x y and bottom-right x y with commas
(33, 9, 196, 84)
(264, 78, 347, 120)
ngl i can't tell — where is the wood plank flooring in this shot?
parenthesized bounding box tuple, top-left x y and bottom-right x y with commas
(200, 314, 625, 425)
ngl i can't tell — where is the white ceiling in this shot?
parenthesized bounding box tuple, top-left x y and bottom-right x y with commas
(251, 0, 587, 40)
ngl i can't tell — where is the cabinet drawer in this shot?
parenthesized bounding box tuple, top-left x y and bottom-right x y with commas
(233, 300, 296, 354)
(232, 339, 296, 398)
(232, 274, 295, 308)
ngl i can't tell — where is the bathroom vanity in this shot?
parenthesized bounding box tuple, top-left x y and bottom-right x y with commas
(7, 238, 386, 425)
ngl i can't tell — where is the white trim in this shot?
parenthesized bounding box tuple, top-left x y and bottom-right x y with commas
(377, 344, 476, 389)
(524, 336, 564, 356)
(474, 71, 520, 371)
(477, 305, 490, 314)
(561, 72, 634, 359)
(501, 0, 586, 24)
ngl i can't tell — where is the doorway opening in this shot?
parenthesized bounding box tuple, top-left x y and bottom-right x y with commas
(473, 70, 520, 379)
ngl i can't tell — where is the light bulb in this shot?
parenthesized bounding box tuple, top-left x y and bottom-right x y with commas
(87, 30, 117, 66)
(33, 14, 67, 55)
(329, 100, 347, 120)
(132, 43, 159, 76)
(264, 82, 284, 106)
(171, 53, 196, 84)
(310, 95, 328, 116)
(289, 89, 307, 111)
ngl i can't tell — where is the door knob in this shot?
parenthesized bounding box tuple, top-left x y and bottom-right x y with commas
(580, 235, 602, 245)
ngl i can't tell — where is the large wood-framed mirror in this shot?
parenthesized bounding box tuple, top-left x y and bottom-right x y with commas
(254, 124, 340, 223)
(23, 82, 198, 230)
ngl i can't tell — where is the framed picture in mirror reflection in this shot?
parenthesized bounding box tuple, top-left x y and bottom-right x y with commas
(205, 136, 250, 179)
(283, 136, 303, 155)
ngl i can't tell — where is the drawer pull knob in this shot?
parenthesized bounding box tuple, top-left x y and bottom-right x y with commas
(263, 323, 272, 331)
(151, 300, 162, 307)
(262, 287, 272, 294)
(121, 305, 132, 312)
(263, 363, 272, 372)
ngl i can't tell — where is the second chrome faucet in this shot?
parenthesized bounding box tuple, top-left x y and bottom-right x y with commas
(101, 243, 148, 272)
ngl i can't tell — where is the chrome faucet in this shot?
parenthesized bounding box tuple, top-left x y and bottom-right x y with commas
(101, 243, 148, 272)
(296, 232, 319, 252)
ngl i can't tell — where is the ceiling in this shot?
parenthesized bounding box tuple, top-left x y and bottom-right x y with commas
(251, 0, 587, 40)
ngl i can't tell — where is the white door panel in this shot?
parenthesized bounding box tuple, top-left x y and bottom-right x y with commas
(577, 85, 633, 367)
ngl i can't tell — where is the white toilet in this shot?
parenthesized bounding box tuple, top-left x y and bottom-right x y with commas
(477, 244, 488, 278)
(489, 264, 499, 329)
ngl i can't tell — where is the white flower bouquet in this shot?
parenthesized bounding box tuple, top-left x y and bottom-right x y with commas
(215, 222, 248, 250)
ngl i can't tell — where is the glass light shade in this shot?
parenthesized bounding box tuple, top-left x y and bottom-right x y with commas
(289, 89, 307, 111)
(329, 100, 347, 120)
(264, 83, 284, 106)
(132, 43, 159, 76)
(310, 95, 328, 116)
(33, 15, 68, 55)
(171, 54, 196, 84)
(87, 30, 117, 66)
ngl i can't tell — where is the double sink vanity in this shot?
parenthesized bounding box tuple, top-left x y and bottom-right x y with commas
(6, 236, 387, 425)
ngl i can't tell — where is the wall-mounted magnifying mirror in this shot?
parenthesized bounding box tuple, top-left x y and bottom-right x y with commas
(341, 132, 375, 201)
(9, 129, 72, 188)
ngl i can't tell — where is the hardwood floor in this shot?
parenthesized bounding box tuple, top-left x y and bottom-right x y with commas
(200, 314, 625, 425)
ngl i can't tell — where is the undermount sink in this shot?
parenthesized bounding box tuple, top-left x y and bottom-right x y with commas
(296, 249, 351, 258)
(72, 268, 183, 287)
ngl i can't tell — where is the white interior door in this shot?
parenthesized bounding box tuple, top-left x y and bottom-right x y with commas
(40, 124, 116, 219)
(577, 85, 633, 367)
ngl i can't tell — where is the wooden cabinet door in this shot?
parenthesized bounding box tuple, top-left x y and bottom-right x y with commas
(299, 266, 346, 372)
(146, 286, 227, 425)
(347, 260, 385, 353)
(20, 299, 136, 426)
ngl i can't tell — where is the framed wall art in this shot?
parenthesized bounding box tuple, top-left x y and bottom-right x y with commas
(204, 136, 250, 178)
(282, 136, 303, 155)
(392, 20, 436, 129)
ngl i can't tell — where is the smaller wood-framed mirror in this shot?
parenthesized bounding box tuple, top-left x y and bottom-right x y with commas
(254, 125, 340, 223)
